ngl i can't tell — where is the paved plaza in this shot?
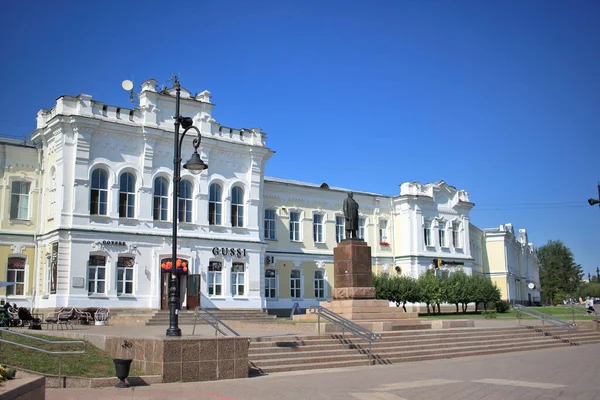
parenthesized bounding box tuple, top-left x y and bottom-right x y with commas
(47, 340, 600, 400)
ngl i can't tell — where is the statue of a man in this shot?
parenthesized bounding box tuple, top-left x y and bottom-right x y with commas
(343, 192, 359, 239)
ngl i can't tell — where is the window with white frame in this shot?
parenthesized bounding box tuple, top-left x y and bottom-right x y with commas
(6, 257, 26, 296)
(209, 183, 222, 225)
(116, 256, 134, 295)
(265, 269, 277, 299)
(90, 169, 108, 216)
(313, 214, 324, 243)
(424, 221, 433, 247)
(88, 255, 107, 295)
(379, 219, 389, 243)
(358, 217, 365, 240)
(452, 222, 461, 248)
(335, 216, 345, 243)
(439, 222, 447, 247)
(264, 209, 276, 240)
(179, 180, 193, 223)
(231, 186, 244, 227)
(153, 177, 169, 221)
(314, 269, 325, 299)
(290, 270, 302, 299)
(119, 172, 136, 218)
(10, 181, 30, 220)
(208, 261, 222, 296)
(289, 212, 300, 241)
(231, 263, 245, 296)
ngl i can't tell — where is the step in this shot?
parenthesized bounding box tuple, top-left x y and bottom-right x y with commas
(250, 358, 372, 374)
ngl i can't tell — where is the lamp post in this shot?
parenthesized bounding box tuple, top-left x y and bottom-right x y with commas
(588, 183, 600, 207)
(166, 78, 208, 337)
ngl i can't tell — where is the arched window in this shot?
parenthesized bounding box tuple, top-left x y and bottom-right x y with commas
(119, 172, 136, 218)
(179, 180, 192, 223)
(209, 183, 222, 225)
(231, 186, 244, 227)
(153, 177, 169, 221)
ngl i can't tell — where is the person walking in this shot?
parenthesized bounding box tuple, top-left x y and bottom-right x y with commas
(586, 297, 595, 314)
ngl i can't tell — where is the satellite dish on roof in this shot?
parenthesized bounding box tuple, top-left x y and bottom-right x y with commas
(121, 80, 134, 91)
(528, 282, 535, 289)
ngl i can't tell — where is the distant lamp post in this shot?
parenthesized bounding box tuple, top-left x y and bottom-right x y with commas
(588, 183, 600, 207)
(588, 272, 592, 282)
(597, 266, 599, 282)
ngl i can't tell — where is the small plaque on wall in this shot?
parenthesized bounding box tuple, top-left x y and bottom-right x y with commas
(72, 277, 85, 289)
(249, 281, 261, 291)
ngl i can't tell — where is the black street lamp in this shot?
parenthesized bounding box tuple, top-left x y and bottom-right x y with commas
(588, 183, 600, 207)
(167, 78, 208, 337)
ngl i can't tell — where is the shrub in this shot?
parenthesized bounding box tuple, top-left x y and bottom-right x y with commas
(483, 311, 497, 319)
(0, 365, 17, 382)
(495, 300, 511, 313)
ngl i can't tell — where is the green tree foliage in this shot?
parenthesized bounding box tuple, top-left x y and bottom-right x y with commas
(443, 270, 468, 313)
(417, 270, 444, 314)
(537, 240, 583, 303)
(373, 274, 419, 312)
(577, 283, 600, 299)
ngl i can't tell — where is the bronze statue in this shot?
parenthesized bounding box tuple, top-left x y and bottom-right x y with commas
(343, 192, 359, 239)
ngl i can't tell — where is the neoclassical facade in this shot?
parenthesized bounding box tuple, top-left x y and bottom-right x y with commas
(0, 79, 540, 311)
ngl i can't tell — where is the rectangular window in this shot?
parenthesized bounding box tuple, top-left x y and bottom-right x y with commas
(208, 261, 222, 296)
(10, 181, 30, 220)
(231, 263, 245, 296)
(90, 189, 107, 215)
(264, 210, 276, 240)
(424, 222, 432, 247)
(119, 193, 135, 218)
(335, 216, 345, 243)
(6, 257, 26, 296)
(265, 269, 276, 299)
(313, 214, 323, 243)
(314, 270, 325, 299)
(452, 223, 460, 248)
(289, 212, 300, 241)
(358, 218, 365, 240)
(290, 270, 301, 299)
(439, 223, 446, 247)
(379, 220, 388, 243)
(88, 255, 106, 295)
(117, 257, 134, 295)
(179, 198, 192, 223)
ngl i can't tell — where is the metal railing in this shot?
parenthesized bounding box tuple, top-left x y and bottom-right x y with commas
(192, 307, 240, 337)
(309, 305, 382, 362)
(0, 328, 86, 387)
(514, 304, 576, 331)
(566, 304, 600, 331)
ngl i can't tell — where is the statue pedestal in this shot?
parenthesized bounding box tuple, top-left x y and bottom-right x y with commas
(332, 239, 376, 299)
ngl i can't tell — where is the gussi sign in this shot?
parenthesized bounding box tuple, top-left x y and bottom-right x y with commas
(212, 247, 247, 257)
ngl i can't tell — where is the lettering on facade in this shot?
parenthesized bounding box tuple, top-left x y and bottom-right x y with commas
(211, 247, 247, 258)
(101, 240, 127, 246)
(265, 255, 275, 265)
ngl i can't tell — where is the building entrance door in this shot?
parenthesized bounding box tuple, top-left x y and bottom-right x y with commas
(161, 273, 170, 310)
(187, 274, 201, 310)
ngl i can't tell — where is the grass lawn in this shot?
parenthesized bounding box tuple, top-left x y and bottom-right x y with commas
(0, 331, 145, 378)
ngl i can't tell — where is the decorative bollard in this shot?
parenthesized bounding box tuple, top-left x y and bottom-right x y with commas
(113, 358, 132, 388)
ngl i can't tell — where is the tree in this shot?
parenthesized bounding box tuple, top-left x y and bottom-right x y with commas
(373, 274, 419, 312)
(537, 240, 583, 304)
(443, 270, 469, 313)
(417, 270, 444, 314)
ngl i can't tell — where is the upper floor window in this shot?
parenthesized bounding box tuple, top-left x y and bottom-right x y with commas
(10, 181, 30, 220)
(209, 183, 222, 225)
(119, 172, 136, 218)
(90, 169, 108, 216)
(231, 263, 245, 296)
(439, 222, 446, 247)
(265, 269, 277, 299)
(179, 180, 193, 223)
(264, 209, 276, 240)
(313, 214, 324, 243)
(153, 177, 169, 221)
(335, 216, 345, 243)
(314, 269, 325, 299)
(452, 222, 461, 248)
(6, 257, 26, 296)
(358, 217, 366, 240)
(424, 221, 432, 247)
(231, 186, 244, 227)
(379, 220, 389, 243)
(289, 212, 300, 241)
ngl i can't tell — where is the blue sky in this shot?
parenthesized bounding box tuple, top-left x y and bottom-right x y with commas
(1, 1, 599, 276)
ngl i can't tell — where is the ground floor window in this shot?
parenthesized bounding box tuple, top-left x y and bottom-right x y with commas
(265, 269, 277, 299)
(117, 257, 134, 295)
(6, 257, 26, 296)
(208, 261, 222, 296)
(314, 269, 325, 299)
(88, 255, 107, 295)
(290, 270, 301, 299)
(231, 263, 245, 296)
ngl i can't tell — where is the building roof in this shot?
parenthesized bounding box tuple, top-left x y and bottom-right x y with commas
(264, 176, 386, 197)
(0, 136, 35, 148)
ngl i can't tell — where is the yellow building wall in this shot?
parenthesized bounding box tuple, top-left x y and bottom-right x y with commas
(485, 241, 506, 273)
(0, 244, 11, 297)
(491, 277, 508, 300)
(0, 243, 36, 297)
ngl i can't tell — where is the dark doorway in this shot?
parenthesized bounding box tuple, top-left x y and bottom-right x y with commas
(187, 274, 201, 310)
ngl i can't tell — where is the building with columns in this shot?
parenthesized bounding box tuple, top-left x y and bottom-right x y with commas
(0, 78, 540, 312)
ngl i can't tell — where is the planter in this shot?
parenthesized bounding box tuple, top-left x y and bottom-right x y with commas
(113, 359, 132, 388)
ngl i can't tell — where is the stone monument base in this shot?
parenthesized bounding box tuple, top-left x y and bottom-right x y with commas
(332, 287, 376, 299)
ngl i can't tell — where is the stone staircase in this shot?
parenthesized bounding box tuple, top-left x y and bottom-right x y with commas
(145, 309, 277, 326)
(248, 325, 600, 374)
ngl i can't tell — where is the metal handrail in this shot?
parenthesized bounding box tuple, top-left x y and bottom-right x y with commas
(192, 307, 240, 337)
(0, 328, 86, 387)
(514, 304, 575, 330)
(309, 305, 382, 362)
(567, 304, 599, 330)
